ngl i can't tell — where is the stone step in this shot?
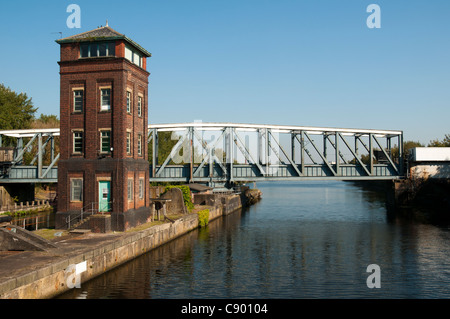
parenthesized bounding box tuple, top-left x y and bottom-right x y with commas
(69, 229, 91, 235)
(69, 215, 92, 231)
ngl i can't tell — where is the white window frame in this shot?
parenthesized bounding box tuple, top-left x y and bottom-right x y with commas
(125, 45, 143, 67)
(137, 96, 142, 117)
(137, 134, 142, 156)
(73, 89, 84, 113)
(126, 91, 132, 114)
(100, 88, 111, 111)
(70, 178, 83, 202)
(139, 178, 144, 199)
(127, 178, 133, 201)
(126, 132, 131, 155)
(100, 130, 111, 154)
(73, 131, 83, 154)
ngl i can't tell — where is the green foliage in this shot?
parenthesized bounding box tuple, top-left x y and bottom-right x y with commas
(0, 83, 37, 146)
(3, 209, 38, 217)
(149, 131, 180, 165)
(164, 185, 194, 211)
(148, 131, 211, 165)
(389, 140, 424, 162)
(32, 114, 59, 129)
(428, 134, 450, 147)
(22, 114, 61, 166)
(197, 209, 210, 228)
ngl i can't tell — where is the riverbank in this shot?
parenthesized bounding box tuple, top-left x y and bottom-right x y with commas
(0, 188, 261, 299)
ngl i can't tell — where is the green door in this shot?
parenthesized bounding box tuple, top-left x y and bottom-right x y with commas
(99, 181, 111, 212)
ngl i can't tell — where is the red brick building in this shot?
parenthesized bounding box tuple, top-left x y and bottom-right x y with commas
(55, 25, 152, 231)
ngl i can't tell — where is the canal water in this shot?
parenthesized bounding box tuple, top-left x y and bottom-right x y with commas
(58, 181, 450, 299)
(9, 210, 55, 232)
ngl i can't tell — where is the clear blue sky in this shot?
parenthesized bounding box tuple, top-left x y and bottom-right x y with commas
(0, 0, 449, 144)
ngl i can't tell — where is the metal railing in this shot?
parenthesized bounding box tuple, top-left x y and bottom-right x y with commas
(65, 202, 99, 230)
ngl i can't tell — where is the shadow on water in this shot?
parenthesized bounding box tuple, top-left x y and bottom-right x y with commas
(349, 180, 450, 227)
(57, 208, 249, 299)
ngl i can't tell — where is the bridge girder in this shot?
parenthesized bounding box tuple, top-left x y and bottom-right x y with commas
(0, 123, 404, 185)
(148, 123, 404, 186)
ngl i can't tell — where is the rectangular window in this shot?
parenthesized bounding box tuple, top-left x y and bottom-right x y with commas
(73, 90, 83, 113)
(89, 44, 98, 58)
(125, 46, 133, 62)
(125, 45, 142, 67)
(137, 96, 142, 117)
(80, 42, 115, 58)
(100, 130, 111, 153)
(73, 132, 83, 153)
(139, 178, 144, 199)
(137, 134, 142, 156)
(80, 44, 89, 58)
(107, 42, 115, 56)
(133, 52, 141, 67)
(126, 91, 132, 113)
(70, 179, 83, 202)
(126, 132, 131, 154)
(127, 179, 133, 201)
(98, 43, 107, 56)
(100, 88, 111, 111)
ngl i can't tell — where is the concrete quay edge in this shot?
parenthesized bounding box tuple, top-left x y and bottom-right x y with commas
(0, 212, 201, 299)
(0, 204, 231, 299)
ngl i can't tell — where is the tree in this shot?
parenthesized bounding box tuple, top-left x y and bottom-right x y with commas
(149, 131, 179, 165)
(0, 84, 37, 148)
(0, 84, 37, 134)
(148, 131, 217, 166)
(389, 140, 424, 163)
(428, 134, 450, 147)
(31, 114, 59, 129)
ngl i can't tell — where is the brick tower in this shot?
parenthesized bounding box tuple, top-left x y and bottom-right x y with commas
(55, 25, 151, 231)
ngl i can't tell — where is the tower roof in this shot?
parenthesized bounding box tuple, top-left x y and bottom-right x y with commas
(56, 25, 151, 57)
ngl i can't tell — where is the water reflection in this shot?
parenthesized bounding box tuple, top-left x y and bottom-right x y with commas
(9, 210, 55, 231)
(58, 181, 450, 299)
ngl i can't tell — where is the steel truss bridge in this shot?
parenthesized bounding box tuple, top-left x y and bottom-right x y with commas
(0, 123, 404, 186)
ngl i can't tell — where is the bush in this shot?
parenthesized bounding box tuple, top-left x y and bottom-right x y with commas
(4, 210, 33, 217)
(164, 185, 194, 211)
(197, 209, 209, 228)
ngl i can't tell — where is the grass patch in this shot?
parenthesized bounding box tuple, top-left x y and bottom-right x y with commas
(34, 228, 69, 240)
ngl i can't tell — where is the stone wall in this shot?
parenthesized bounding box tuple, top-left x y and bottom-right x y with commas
(159, 187, 187, 215)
